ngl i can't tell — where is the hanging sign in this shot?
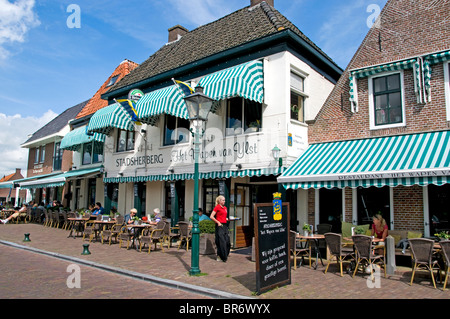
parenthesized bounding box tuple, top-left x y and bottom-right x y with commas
(128, 88, 144, 102)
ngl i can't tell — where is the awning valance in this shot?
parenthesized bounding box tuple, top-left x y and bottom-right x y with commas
(135, 85, 188, 126)
(278, 131, 450, 190)
(87, 103, 135, 135)
(60, 126, 106, 151)
(103, 166, 284, 183)
(198, 60, 264, 111)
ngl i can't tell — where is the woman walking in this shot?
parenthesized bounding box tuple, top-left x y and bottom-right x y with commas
(210, 195, 230, 262)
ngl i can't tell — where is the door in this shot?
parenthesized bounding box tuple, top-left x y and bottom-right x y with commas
(233, 183, 253, 248)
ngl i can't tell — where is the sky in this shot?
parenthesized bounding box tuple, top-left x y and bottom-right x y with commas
(0, 0, 388, 178)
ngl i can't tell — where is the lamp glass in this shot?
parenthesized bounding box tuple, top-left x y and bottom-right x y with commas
(272, 145, 281, 160)
(184, 87, 214, 122)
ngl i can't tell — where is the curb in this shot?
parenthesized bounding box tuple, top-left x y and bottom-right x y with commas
(0, 240, 253, 300)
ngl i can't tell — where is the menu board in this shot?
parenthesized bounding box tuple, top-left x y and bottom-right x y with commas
(254, 201, 290, 294)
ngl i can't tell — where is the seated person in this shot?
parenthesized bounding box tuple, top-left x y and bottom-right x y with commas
(153, 208, 162, 222)
(371, 214, 388, 240)
(124, 208, 138, 225)
(91, 202, 105, 215)
(198, 208, 211, 221)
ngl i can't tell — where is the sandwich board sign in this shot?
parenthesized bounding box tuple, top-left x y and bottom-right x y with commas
(254, 193, 291, 294)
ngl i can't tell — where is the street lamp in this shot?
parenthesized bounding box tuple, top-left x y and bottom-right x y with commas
(183, 85, 214, 276)
(272, 145, 282, 168)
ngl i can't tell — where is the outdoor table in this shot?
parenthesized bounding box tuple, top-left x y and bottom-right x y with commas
(67, 217, 89, 239)
(297, 234, 325, 269)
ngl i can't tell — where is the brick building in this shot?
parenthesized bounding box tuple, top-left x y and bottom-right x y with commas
(279, 0, 450, 236)
(0, 169, 27, 206)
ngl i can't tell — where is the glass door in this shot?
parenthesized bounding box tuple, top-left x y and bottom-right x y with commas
(233, 183, 253, 248)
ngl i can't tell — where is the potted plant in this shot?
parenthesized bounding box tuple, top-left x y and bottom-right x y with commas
(302, 223, 311, 236)
(247, 120, 260, 132)
(199, 220, 216, 255)
(354, 226, 367, 235)
(434, 230, 450, 241)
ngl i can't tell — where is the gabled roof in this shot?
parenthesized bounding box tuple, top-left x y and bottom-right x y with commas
(104, 2, 340, 98)
(22, 100, 87, 146)
(75, 59, 138, 119)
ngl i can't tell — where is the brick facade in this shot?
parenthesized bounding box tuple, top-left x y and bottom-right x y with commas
(305, 0, 450, 233)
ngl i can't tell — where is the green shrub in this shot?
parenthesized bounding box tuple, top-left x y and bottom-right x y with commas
(199, 220, 215, 234)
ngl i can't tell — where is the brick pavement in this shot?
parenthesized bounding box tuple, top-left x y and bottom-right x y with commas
(0, 223, 449, 299)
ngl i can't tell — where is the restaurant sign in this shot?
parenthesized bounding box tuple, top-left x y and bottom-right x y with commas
(254, 198, 290, 295)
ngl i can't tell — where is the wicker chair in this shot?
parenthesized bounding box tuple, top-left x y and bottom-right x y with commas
(440, 240, 450, 291)
(177, 221, 192, 251)
(118, 225, 133, 249)
(102, 216, 124, 245)
(324, 232, 355, 276)
(139, 221, 166, 254)
(352, 235, 386, 280)
(409, 238, 441, 289)
(43, 210, 51, 227)
(163, 222, 180, 249)
(290, 230, 311, 269)
(82, 220, 97, 242)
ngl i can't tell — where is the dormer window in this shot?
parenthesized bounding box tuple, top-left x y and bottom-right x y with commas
(106, 75, 119, 87)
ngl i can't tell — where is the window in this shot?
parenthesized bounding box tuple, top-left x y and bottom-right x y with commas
(53, 143, 62, 171)
(163, 115, 190, 146)
(290, 72, 305, 122)
(445, 62, 450, 121)
(116, 129, 135, 152)
(82, 141, 103, 165)
(40, 145, 45, 163)
(369, 73, 404, 128)
(34, 147, 39, 164)
(226, 97, 262, 135)
(106, 75, 119, 87)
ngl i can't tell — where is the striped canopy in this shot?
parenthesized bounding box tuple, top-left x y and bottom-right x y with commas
(198, 60, 264, 111)
(60, 126, 106, 151)
(87, 103, 135, 135)
(135, 85, 188, 126)
(103, 166, 284, 183)
(279, 131, 450, 190)
(19, 167, 102, 189)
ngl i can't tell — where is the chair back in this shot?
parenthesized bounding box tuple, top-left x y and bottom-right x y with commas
(289, 230, 297, 252)
(85, 213, 91, 219)
(324, 233, 342, 255)
(352, 235, 372, 259)
(409, 238, 434, 263)
(96, 214, 102, 220)
(178, 221, 189, 236)
(163, 222, 170, 235)
(68, 211, 76, 218)
(153, 221, 166, 238)
(115, 215, 124, 225)
(317, 224, 332, 234)
(440, 240, 450, 266)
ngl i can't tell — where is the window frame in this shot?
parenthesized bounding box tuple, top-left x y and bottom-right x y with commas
(290, 71, 307, 123)
(368, 70, 406, 130)
(82, 141, 104, 165)
(34, 147, 40, 164)
(162, 114, 190, 146)
(225, 97, 263, 136)
(116, 129, 135, 152)
(444, 61, 450, 121)
(53, 142, 63, 171)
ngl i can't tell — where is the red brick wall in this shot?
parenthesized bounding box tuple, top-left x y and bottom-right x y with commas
(393, 185, 424, 232)
(309, 0, 450, 143)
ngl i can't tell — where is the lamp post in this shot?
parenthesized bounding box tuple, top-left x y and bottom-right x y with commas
(183, 86, 214, 276)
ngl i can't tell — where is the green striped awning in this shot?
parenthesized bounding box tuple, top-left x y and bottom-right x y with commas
(19, 167, 102, 189)
(103, 167, 284, 183)
(60, 126, 106, 151)
(349, 58, 417, 112)
(135, 85, 188, 126)
(423, 50, 450, 102)
(278, 131, 450, 190)
(198, 60, 264, 111)
(87, 103, 135, 135)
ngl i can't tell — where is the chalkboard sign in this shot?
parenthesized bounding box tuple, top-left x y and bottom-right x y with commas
(254, 201, 290, 294)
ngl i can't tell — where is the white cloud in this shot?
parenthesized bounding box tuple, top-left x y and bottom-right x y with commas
(0, 110, 57, 178)
(0, 0, 40, 59)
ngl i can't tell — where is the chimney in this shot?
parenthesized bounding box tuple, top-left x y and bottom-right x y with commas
(168, 25, 189, 43)
(251, 0, 274, 7)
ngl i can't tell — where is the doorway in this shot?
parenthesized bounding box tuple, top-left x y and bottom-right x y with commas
(319, 188, 342, 233)
(428, 184, 450, 234)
